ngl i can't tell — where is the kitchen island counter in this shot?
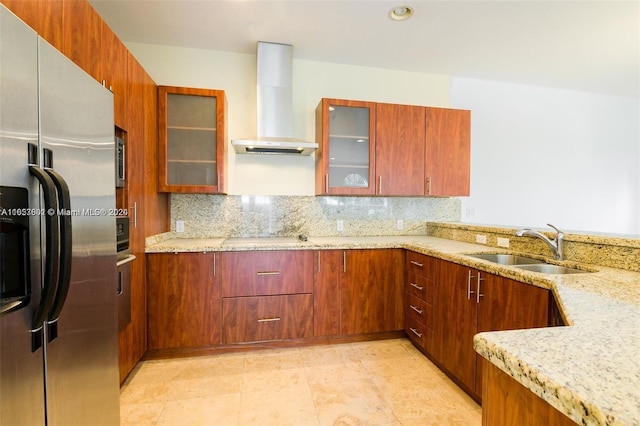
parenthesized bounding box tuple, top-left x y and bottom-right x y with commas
(145, 234, 640, 425)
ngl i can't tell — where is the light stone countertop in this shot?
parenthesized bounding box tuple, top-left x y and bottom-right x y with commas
(145, 235, 640, 425)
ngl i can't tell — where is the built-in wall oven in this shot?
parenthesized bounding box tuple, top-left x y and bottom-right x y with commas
(115, 216, 132, 330)
(115, 136, 125, 188)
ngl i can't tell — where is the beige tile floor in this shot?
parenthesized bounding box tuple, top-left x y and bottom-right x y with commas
(120, 338, 481, 425)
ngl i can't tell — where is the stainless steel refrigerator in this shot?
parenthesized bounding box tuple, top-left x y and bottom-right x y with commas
(0, 5, 120, 425)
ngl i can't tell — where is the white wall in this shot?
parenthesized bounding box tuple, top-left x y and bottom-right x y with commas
(451, 77, 640, 235)
(126, 42, 451, 196)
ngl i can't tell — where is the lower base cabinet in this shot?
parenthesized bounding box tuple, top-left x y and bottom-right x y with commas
(482, 360, 577, 425)
(221, 294, 313, 343)
(341, 249, 405, 335)
(147, 252, 220, 349)
(405, 252, 551, 401)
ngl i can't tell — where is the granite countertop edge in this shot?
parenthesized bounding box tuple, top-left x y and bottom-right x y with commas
(145, 234, 640, 425)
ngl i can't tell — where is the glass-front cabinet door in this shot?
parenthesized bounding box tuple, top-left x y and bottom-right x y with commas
(315, 99, 376, 195)
(158, 86, 226, 193)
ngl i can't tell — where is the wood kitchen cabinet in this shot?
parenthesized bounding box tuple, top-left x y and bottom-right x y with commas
(433, 260, 550, 399)
(222, 294, 314, 343)
(315, 98, 377, 195)
(100, 23, 129, 129)
(340, 249, 405, 335)
(147, 252, 221, 349)
(158, 85, 227, 193)
(425, 107, 471, 196)
(482, 360, 578, 425)
(61, 0, 101, 81)
(220, 251, 314, 344)
(313, 250, 343, 336)
(405, 251, 438, 352)
(315, 98, 470, 197)
(219, 250, 313, 297)
(375, 103, 426, 196)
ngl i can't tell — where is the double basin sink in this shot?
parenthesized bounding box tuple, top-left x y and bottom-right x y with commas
(465, 253, 589, 275)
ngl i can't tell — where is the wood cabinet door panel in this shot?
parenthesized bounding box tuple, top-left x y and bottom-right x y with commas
(375, 103, 426, 195)
(158, 85, 227, 193)
(425, 107, 471, 196)
(434, 261, 477, 389)
(313, 250, 343, 336)
(315, 98, 377, 195)
(147, 253, 220, 349)
(222, 294, 314, 343)
(100, 23, 128, 129)
(475, 274, 549, 394)
(220, 251, 313, 297)
(62, 0, 101, 81)
(477, 274, 549, 332)
(341, 249, 404, 335)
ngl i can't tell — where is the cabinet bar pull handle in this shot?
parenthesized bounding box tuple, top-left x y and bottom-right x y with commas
(213, 253, 216, 276)
(378, 176, 382, 194)
(410, 282, 424, 291)
(409, 327, 423, 338)
(426, 177, 432, 195)
(257, 317, 281, 323)
(257, 271, 279, 276)
(477, 272, 484, 304)
(325, 174, 329, 193)
(410, 305, 423, 315)
(317, 251, 321, 273)
(343, 251, 346, 273)
(410, 260, 423, 268)
(467, 270, 475, 300)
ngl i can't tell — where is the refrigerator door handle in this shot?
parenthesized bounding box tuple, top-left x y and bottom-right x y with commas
(28, 165, 60, 335)
(44, 168, 72, 340)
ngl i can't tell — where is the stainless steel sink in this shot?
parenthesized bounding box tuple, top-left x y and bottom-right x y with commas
(513, 264, 588, 274)
(465, 253, 545, 265)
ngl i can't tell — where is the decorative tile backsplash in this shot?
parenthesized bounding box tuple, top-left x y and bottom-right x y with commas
(170, 194, 461, 238)
(428, 221, 640, 272)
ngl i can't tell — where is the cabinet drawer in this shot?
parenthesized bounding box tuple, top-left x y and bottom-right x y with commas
(407, 251, 428, 274)
(407, 272, 434, 304)
(406, 251, 437, 279)
(220, 251, 313, 297)
(222, 294, 314, 343)
(406, 293, 433, 329)
(405, 315, 427, 348)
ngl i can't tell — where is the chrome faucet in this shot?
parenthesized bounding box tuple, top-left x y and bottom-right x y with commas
(515, 223, 564, 260)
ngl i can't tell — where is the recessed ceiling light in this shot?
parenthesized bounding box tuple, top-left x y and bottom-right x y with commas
(389, 6, 414, 21)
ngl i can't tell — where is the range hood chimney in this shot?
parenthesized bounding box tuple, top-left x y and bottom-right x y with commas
(231, 42, 318, 155)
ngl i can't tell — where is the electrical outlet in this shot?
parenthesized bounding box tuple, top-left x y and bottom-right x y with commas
(475, 234, 487, 244)
(337, 220, 344, 232)
(497, 237, 510, 248)
(176, 220, 185, 233)
(396, 219, 404, 230)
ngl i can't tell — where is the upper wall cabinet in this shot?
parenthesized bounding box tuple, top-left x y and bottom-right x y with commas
(425, 107, 470, 197)
(376, 103, 426, 196)
(158, 86, 227, 194)
(316, 98, 470, 197)
(315, 98, 377, 195)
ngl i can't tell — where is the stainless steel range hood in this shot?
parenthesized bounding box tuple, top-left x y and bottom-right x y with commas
(231, 42, 318, 156)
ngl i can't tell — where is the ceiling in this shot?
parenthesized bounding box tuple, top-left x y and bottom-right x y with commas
(89, 0, 640, 98)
